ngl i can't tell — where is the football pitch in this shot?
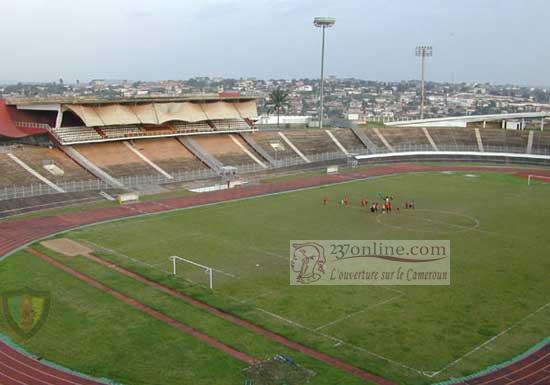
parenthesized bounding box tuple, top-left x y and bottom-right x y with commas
(7, 171, 550, 384)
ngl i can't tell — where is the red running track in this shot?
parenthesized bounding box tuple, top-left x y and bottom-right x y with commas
(0, 340, 108, 385)
(453, 343, 550, 385)
(1, 163, 549, 385)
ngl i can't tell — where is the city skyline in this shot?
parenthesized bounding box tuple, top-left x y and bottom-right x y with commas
(2, 0, 549, 86)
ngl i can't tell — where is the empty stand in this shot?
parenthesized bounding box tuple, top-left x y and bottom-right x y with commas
(75, 142, 159, 178)
(173, 121, 214, 134)
(0, 153, 38, 188)
(503, 130, 529, 150)
(381, 127, 431, 148)
(532, 131, 550, 153)
(178, 137, 224, 171)
(191, 135, 258, 166)
(9, 145, 92, 184)
(52, 120, 252, 145)
(427, 128, 459, 148)
(101, 125, 144, 139)
(450, 128, 478, 146)
(357, 128, 386, 150)
(62, 146, 124, 189)
(479, 129, 506, 148)
(331, 128, 367, 153)
(52, 126, 103, 144)
(350, 126, 379, 152)
(282, 130, 339, 156)
(132, 138, 208, 173)
(240, 131, 298, 160)
(479, 129, 529, 151)
(210, 119, 251, 131)
(240, 132, 276, 165)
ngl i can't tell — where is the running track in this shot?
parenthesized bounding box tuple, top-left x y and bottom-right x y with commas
(1, 163, 549, 385)
(0, 340, 108, 385)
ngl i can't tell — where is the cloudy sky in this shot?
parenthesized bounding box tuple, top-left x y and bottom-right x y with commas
(1, 0, 548, 85)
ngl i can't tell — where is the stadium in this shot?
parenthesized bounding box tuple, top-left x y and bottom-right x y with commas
(0, 93, 549, 385)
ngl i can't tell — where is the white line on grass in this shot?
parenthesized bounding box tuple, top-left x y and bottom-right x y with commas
(314, 294, 403, 331)
(76, 238, 427, 377)
(426, 301, 550, 378)
(78, 238, 239, 279)
(253, 306, 427, 376)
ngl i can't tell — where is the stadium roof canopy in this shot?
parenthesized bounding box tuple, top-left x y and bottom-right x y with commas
(4, 93, 257, 106)
(0, 94, 259, 135)
(385, 112, 550, 128)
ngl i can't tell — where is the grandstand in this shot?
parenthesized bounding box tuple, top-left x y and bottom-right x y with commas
(131, 138, 208, 174)
(251, 131, 300, 159)
(192, 134, 262, 166)
(0, 153, 40, 188)
(282, 130, 340, 156)
(9, 145, 92, 183)
(358, 128, 387, 149)
(2, 94, 550, 214)
(532, 131, 550, 152)
(379, 127, 431, 148)
(74, 142, 158, 178)
(330, 127, 366, 152)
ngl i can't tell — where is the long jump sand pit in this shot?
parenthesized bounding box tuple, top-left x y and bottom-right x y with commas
(41, 238, 93, 257)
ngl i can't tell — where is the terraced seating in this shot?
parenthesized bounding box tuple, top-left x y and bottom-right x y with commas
(0, 153, 37, 188)
(479, 129, 507, 148)
(358, 128, 386, 149)
(532, 131, 550, 153)
(173, 121, 214, 134)
(210, 119, 251, 131)
(9, 145, 91, 184)
(449, 129, 478, 146)
(381, 128, 430, 148)
(132, 138, 207, 173)
(503, 130, 529, 150)
(426, 128, 459, 148)
(101, 125, 143, 139)
(192, 135, 257, 166)
(75, 142, 159, 178)
(251, 132, 299, 160)
(52, 126, 103, 144)
(330, 128, 366, 152)
(283, 130, 339, 156)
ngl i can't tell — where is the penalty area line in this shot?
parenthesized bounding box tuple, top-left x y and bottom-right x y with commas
(253, 306, 426, 376)
(315, 294, 403, 331)
(427, 301, 550, 378)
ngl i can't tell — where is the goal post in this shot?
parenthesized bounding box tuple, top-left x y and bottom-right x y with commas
(171, 256, 213, 289)
(527, 174, 550, 186)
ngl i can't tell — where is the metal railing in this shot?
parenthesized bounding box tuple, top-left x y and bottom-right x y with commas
(52, 125, 257, 145)
(14, 121, 51, 129)
(1, 145, 550, 201)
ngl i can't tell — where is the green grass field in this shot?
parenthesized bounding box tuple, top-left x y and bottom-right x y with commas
(1, 171, 549, 385)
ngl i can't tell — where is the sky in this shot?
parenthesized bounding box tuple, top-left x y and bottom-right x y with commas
(1, 0, 549, 86)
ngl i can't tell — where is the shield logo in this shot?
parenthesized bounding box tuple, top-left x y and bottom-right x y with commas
(1, 288, 51, 339)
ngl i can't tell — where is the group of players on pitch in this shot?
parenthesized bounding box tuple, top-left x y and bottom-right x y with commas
(322, 194, 415, 213)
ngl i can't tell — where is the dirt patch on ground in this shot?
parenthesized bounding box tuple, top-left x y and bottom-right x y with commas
(41, 238, 93, 257)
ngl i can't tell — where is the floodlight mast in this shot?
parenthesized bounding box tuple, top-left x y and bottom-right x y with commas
(314, 17, 335, 129)
(415, 45, 433, 120)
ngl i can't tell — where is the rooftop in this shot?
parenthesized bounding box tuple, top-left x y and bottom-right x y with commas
(5, 93, 259, 106)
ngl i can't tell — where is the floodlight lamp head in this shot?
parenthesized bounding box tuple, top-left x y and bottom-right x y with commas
(416, 46, 433, 57)
(314, 17, 336, 28)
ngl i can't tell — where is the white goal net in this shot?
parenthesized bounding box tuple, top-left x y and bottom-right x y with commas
(170, 256, 214, 289)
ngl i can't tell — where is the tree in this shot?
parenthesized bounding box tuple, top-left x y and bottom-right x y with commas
(266, 87, 290, 127)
